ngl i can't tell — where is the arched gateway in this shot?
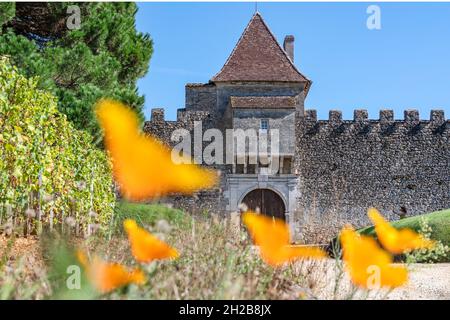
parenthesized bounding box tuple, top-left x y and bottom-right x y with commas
(241, 188, 286, 220)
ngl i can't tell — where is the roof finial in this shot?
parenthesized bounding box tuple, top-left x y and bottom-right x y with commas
(255, 2, 258, 13)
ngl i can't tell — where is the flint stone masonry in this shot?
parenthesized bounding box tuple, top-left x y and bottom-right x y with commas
(145, 106, 450, 233)
(144, 107, 228, 215)
(295, 109, 450, 229)
(186, 83, 217, 112)
(144, 108, 213, 147)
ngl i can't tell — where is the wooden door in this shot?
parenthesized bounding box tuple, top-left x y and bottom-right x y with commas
(241, 189, 286, 220)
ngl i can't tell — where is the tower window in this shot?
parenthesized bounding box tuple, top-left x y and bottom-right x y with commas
(282, 157, 292, 174)
(260, 119, 269, 131)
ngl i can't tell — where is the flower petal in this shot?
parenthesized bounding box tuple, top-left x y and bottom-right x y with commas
(242, 212, 326, 267)
(124, 219, 179, 263)
(340, 226, 408, 289)
(368, 208, 434, 254)
(95, 99, 218, 200)
(77, 251, 146, 294)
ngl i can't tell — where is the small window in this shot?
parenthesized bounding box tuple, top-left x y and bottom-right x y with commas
(282, 157, 292, 174)
(260, 119, 269, 131)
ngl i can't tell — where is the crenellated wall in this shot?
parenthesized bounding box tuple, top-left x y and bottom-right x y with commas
(144, 105, 450, 235)
(143, 107, 228, 215)
(295, 109, 450, 229)
(143, 107, 212, 147)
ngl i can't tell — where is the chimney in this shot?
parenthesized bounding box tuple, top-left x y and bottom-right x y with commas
(283, 35, 295, 62)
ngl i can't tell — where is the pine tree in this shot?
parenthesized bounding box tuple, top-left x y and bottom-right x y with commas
(0, 2, 153, 143)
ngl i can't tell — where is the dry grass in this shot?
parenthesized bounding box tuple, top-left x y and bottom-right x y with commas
(0, 216, 354, 300)
(1, 214, 404, 300)
(0, 235, 50, 299)
(100, 217, 319, 300)
(4, 214, 444, 300)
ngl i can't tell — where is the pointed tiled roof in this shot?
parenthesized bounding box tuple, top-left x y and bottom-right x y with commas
(211, 12, 310, 86)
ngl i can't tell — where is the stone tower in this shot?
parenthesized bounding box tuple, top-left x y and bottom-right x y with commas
(149, 12, 312, 228)
(206, 12, 310, 227)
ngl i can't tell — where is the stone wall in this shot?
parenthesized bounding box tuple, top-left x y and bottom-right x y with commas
(185, 83, 217, 112)
(295, 109, 450, 229)
(143, 107, 228, 216)
(143, 108, 211, 147)
(233, 108, 296, 155)
(157, 188, 225, 216)
(144, 101, 450, 235)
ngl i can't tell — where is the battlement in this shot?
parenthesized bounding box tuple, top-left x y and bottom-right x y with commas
(144, 108, 213, 147)
(296, 108, 450, 227)
(301, 109, 448, 134)
(150, 108, 165, 122)
(149, 107, 210, 124)
(304, 109, 446, 123)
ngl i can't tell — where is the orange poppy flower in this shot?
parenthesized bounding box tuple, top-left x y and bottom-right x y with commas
(340, 226, 408, 289)
(77, 251, 146, 294)
(368, 208, 434, 254)
(95, 99, 218, 201)
(242, 212, 326, 267)
(123, 219, 179, 263)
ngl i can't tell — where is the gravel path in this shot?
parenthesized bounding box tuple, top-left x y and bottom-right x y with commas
(386, 263, 450, 300)
(294, 259, 450, 300)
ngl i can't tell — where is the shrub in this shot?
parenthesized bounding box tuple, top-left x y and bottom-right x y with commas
(0, 58, 115, 234)
(405, 217, 449, 263)
(359, 209, 450, 246)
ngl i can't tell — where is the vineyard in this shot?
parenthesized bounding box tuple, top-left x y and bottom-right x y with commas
(0, 58, 115, 236)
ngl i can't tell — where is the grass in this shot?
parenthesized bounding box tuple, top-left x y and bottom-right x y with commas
(3, 204, 448, 299)
(358, 209, 450, 246)
(112, 201, 192, 234)
(2, 215, 357, 300)
(0, 201, 364, 300)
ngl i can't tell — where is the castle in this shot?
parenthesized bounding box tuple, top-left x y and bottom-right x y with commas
(144, 12, 450, 239)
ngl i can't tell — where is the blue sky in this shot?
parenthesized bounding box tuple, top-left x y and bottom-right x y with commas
(136, 2, 450, 121)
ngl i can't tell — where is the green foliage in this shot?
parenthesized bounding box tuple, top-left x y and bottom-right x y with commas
(112, 201, 191, 234)
(359, 209, 450, 246)
(43, 236, 96, 299)
(405, 217, 450, 263)
(0, 3, 15, 28)
(0, 58, 115, 233)
(0, 3, 152, 142)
